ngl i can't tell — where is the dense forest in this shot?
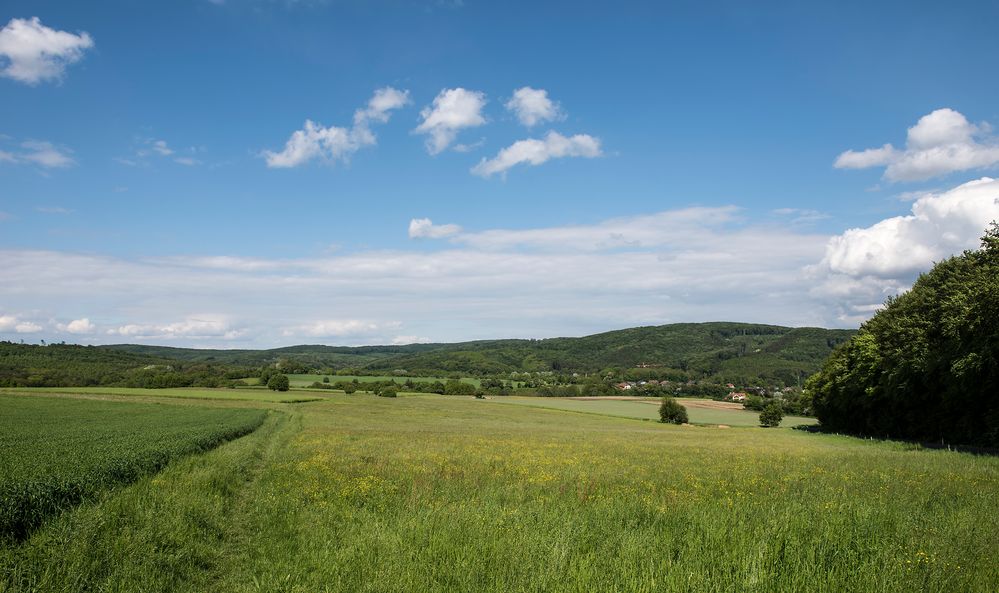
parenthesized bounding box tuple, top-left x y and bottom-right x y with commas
(807, 225, 999, 447)
(0, 322, 854, 388)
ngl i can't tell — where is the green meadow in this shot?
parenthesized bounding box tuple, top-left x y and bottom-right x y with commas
(1, 391, 996, 592)
(285, 373, 484, 388)
(489, 396, 818, 427)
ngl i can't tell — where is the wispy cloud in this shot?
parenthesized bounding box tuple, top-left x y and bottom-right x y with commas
(472, 131, 601, 178)
(264, 87, 410, 168)
(0, 139, 75, 169)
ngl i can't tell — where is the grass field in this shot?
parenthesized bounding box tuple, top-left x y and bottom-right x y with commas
(285, 373, 484, 388)
(1, 393, 996, 592)
(0, 386, 323, 403)
(0, 395, 266, 540)
(490, 395, 818, 427)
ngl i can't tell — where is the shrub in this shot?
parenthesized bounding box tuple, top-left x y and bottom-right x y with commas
(659, 396, 688, 424)
(343, 383, 357, 394)
(267, 374, 290, 392)
(759, 403, 783, 427)
(322, 376, 330, 383)
(378, 386, 397, 398)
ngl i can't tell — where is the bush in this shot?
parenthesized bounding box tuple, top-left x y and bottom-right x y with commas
(378, 386, 397, 398)
(266, 374, 290, 392)
(343, 383, 357, 394)
(759, 403, 783, 427)
(659, 396, 688, 424)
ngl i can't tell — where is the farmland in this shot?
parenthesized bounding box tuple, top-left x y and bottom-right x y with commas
(285, 373, 485, 389)
(0, 386, 322, 403)
(490, 396, 818, 427)
(0, 395, 266, 540)
(1, 391, 996, 592)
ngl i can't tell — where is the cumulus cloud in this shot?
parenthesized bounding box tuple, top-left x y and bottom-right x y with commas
(471, 131, 601, 178)
(264, 87, 409, 168)
(0, 17, 94, 85)
(409, 218, 462, 239)
(414, 88, 487, 155)
(57, 317, 95, 334)
(506, 87, 564, 127)
(0, 314, 42, 333)
(0, 139, 75, 168)
(807, 177, 999, 322)
(835, 108, 999, 182)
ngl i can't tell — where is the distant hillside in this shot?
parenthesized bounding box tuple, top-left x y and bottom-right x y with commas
(98, 322, 855, 385)
(358, 323, 856, 384)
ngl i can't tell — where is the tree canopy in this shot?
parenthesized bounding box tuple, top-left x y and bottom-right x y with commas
(807, 224, 999, 447)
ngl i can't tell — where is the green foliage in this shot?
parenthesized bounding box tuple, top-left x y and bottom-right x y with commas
(808, 224, 999, 446)
(377, 386, 398, 398)
(759, 403, 784, 427)
(443, 379, 477, 395)
(0, 395, 265, 540)
(266, 374, 290, 392)
(659, 396, 688, 424)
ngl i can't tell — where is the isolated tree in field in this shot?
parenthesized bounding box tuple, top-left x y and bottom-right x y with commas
(267, 373, 290, 392)
(759, 402, 783, 427)
(659, 396, 688, 424)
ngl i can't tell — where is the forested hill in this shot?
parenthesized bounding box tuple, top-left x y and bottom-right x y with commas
(2, 322, 855, 387)
(357, 323, 856, 384)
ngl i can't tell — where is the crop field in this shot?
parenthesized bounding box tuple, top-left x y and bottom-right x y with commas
(0, 386, 322, 403)
(0, 395, 266, 541)
(490, 395, 818, 427)
(1, 392, 996, 592)
(286, 374, 484, 388)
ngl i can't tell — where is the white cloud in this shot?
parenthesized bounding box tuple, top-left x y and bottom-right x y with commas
(414, 88, 487, 155)
(835, 109, 999, 182)
(173, 156, 200, 166)
(0, 314, 42, 333)
(0, 140, 75, 168)
(36, 206, 73, 214)
(472, 131, 601, 178)
(57, 317, 95, 334)
(0, 17, 94, 85)
(409, 218, 462, 239)
(12, 179, 994, 347)
(264, 87, 409, 168)
(506, 87, 564, 127)
(807, 177, 999, 322)
(107, 316, 243, 341)
(283, 319, 402, 339)
(391, 335, 432, 345)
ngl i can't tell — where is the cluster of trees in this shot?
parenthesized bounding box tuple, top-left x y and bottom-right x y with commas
(0, 343, 254, 388)
(807, 225, 999, 447)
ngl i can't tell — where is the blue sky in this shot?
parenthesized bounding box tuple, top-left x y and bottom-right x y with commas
(2, 0, 999, 347)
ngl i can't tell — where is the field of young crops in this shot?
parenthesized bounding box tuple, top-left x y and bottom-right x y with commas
(0, 386, 322, 403)
(0, 395, 266, 541)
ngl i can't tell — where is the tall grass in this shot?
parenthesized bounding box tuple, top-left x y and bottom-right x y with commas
(2, 394, 997, 592)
